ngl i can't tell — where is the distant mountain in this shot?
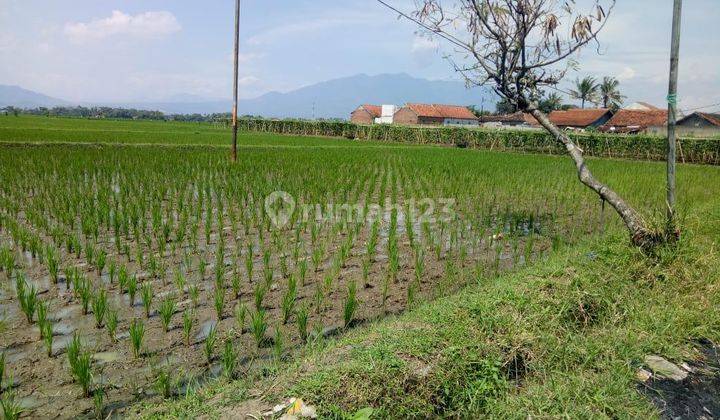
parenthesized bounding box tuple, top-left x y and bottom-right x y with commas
(0, 85, 69, 108)
(0, 74, 497, 118)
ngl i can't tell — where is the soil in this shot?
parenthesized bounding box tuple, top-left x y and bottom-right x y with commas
(640, 341, 720, 419)
(0, 204, 551, 418)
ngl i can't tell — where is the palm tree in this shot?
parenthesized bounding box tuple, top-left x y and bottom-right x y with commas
(570, 77, 599, 109)
(599, 76, 626, 109)
(539, 92, 564, 113)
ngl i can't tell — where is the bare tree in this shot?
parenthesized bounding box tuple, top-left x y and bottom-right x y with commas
(377, 0, 672, 248)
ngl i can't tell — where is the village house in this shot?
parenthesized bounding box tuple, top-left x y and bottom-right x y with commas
(392, 103, 479, 126)
(676, 112, 720, 137)
(480, 108, 612, 130)
(601, 109, 668, 134)
(350, 104, 381, 124)
(546, 108, 613, 130)
(479, 112, 538, 128)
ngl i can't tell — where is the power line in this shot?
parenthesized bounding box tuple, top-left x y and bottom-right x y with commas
(679, 102, 720, 113)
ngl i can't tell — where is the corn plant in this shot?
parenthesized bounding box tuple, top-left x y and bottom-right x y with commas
(129, 318, 145, 358)
(141, 282, 153, 318)
(221, 340, 238, 379)
(158, 297, 176, 332)
(92, 289, 108, 328)
(343, 281, 359, 329)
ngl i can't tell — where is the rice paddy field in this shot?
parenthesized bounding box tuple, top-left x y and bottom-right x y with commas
(0, 116, 719, 418)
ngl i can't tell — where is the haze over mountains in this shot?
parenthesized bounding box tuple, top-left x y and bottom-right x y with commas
(1, 73, 496, 119)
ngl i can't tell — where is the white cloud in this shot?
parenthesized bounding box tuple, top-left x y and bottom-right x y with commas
(64, 10, 181, 43)
(616, 67, 636, 81)
(246, 14, 377, 46)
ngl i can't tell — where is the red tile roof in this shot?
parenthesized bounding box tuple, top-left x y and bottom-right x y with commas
(406, 103, 478, 120)
(548, 109, 611, 127)
(358, 104, 382, 118)
(603, 109, 668, 128)
(480, 112, 539, 125)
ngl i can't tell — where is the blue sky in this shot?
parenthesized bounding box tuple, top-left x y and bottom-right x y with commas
(0, 0, 718, 112)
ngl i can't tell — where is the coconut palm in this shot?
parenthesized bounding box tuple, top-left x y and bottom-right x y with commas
(600, 77, 626, 109)
(570, 77, 599, 109)
(539, 92, 564, 113)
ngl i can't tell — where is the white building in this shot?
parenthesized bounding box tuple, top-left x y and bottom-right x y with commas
(374, 105, 397, 124)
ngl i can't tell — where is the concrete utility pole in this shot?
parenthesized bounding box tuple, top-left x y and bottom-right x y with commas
(231, 0, 240, 162)
(666, 0, 682, 221)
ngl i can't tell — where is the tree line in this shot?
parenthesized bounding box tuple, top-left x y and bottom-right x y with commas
(471, 75, 626, 116)
(0, 106, 253, 123)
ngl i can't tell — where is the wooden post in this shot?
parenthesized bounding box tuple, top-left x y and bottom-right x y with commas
(231, 0, 240, 162)
(666, 0, 682, 221)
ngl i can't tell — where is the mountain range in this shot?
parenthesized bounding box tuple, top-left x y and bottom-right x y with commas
(0, 73, 496, 119)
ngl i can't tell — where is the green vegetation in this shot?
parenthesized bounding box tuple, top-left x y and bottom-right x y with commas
(0, 116, 718, 418)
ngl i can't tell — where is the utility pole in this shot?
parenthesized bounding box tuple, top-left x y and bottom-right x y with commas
(666, 0, 682, 222)
(231, 0, 240, 162)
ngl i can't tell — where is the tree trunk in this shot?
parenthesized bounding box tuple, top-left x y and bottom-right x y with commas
(526, 106, 661, 248)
